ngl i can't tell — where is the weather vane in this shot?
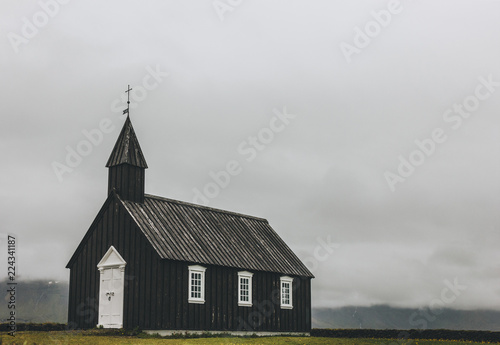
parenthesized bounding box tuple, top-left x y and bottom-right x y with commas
(123, 85, 132, 116)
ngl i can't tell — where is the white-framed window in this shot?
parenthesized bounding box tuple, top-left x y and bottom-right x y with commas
(238, 271, 253, 307)
(280, 276, 293, 309)
(188, 265, 206, 304)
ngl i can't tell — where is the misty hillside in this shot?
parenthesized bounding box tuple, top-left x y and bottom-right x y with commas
(3, 280, 499, 331)
(1, 280, 68, 323)
(313, 306, 500, 331)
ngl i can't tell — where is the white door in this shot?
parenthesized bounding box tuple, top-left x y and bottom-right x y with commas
(98, 267, 124, 328)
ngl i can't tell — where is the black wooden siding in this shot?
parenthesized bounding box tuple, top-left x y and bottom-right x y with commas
(145, 261, 311, 332)
(108, 165, 145, 203)
(67, 193, 311, 331)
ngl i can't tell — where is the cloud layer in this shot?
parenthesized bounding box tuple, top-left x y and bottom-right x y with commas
(1, 0, 500, 312)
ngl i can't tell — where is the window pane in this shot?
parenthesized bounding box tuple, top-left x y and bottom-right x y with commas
(191, 272, 203, 299)
(282, 282, 290, 305)
(239, 276, 251, 303)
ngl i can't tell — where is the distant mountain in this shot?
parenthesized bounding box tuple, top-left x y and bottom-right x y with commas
(3, 280, 499, 331)
(1, 279, 68, 323)
(313, 306, 500, 331)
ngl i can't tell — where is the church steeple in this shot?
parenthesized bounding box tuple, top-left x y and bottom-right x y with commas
(106, 115, 148, 203)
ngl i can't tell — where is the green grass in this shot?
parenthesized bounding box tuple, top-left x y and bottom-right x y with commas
(0, 332, 498, 345)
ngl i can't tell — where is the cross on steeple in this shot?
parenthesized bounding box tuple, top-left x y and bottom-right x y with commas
(123, 85, 132, 116)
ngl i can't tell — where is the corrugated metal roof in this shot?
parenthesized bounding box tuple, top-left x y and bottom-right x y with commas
(120, 194, 314, 278)
(106, 115, 148, 168)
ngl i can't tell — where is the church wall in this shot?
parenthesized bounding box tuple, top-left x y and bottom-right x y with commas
(146, 260, 311, 332)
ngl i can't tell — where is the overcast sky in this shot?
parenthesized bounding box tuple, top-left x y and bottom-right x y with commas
(2, 0, 500, 312)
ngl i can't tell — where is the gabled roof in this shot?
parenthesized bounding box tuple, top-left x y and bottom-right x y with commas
(119, 194, 314, 278)
(106, 115, 148, 168)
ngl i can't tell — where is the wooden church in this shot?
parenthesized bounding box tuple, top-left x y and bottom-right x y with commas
(66, 114, 314, 335)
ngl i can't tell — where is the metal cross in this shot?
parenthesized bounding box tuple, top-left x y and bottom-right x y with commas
(123, 85, 132, 116)
(125, 85, 132, 104)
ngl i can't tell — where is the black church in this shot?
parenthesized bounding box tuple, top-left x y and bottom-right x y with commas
(66, 113, 313, 335)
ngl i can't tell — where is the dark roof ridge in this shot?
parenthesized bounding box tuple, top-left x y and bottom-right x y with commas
(142, 193, 268, 223)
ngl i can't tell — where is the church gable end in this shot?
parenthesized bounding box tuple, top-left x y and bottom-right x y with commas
(66, 191, 162, 329)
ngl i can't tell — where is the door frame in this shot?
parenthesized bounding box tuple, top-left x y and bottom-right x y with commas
(97, 246, 126, 328)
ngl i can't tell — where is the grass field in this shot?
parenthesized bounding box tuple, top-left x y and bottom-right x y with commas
(1, 332, 499, 345)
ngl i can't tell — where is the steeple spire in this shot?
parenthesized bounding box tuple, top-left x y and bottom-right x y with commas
(106, 115, 148, 169)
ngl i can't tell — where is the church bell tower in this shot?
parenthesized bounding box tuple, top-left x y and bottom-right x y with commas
(105, 115, 148, 203)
